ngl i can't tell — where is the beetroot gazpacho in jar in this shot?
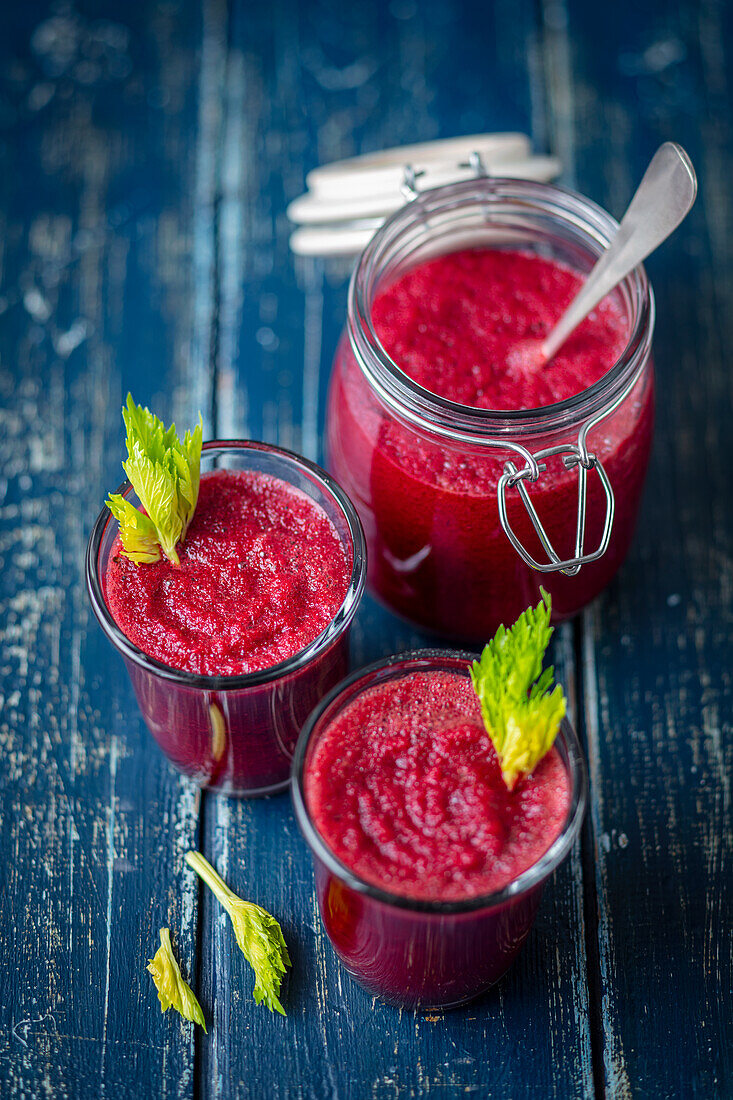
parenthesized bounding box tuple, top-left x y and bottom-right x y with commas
(293, 594, 587, 1008)
(87, 398, 365, 796)
(326, 177, 655, 640)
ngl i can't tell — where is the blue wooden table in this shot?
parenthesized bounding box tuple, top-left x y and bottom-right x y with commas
(1, 1, 730, 1096)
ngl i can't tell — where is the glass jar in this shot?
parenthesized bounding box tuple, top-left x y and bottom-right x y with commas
(326, 178, 655, 640)
(292, 651, 587, 1008)
(86, 441, 366, 796)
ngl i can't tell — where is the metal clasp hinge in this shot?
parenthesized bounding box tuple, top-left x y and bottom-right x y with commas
(400, 164, 425, 202)
(497, 445, 615, 576)
(400, 150, 488, 202)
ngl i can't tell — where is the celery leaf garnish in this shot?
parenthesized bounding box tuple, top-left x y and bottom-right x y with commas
(185, 851, 291, 1015)
(147, 927, 207, 1031)
(470, 588, 566, 790)
(106, 394, 203, 565)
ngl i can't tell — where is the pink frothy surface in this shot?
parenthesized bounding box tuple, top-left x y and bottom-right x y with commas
(372, 248, 627, 409)
(105, 469, 351, 676)
(306, 669, 570, 902)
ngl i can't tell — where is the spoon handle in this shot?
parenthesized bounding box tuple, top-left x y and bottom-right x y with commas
(541, 142, 697, 363)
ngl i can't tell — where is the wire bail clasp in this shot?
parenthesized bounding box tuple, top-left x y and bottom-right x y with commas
(400, 149, 489, 203)
(400, 163, 424, 201)
(497, 444, 615, 576)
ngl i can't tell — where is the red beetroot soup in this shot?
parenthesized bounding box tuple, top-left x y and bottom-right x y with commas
(105, 468, 351, 677)
(305, 668, 570, 902)
(371, 249, 628, 409)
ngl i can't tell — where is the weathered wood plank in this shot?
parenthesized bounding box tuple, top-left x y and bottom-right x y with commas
(198, 1, 595, 1097)
(544, 0, 733, 1094)
(8, 0, 729, 1095)
(0, 3, 214, 1095)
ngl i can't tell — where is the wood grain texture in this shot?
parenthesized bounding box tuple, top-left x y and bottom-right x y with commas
(0, 3, 210, 1095)
(544, 0, 733, 1094)
(1, 0, 730, 1097)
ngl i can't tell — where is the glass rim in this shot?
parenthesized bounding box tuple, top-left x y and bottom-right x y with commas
(85, 439, 367, 690)
(291, 648, 588, 915)
(348, 176, 655, 437)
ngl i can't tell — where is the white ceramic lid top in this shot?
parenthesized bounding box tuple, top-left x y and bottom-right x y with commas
(287, 133, 561, 257)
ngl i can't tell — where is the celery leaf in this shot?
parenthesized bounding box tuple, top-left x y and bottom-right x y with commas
(470, 588, 566, 790)
(106, 394, 203, 565)
(147, 927, 206, 1031)
(185, 851, 291, 1015)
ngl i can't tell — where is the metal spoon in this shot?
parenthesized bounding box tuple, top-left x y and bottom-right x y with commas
(539, 142, 697, 365)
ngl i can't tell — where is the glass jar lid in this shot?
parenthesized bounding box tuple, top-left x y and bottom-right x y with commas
(287, 133, 561, 256)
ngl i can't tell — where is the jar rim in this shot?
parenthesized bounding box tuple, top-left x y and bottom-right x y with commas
(348, 176, 655, 439)
(291, 649, 588, 915)
(85, 439, 367, 690)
